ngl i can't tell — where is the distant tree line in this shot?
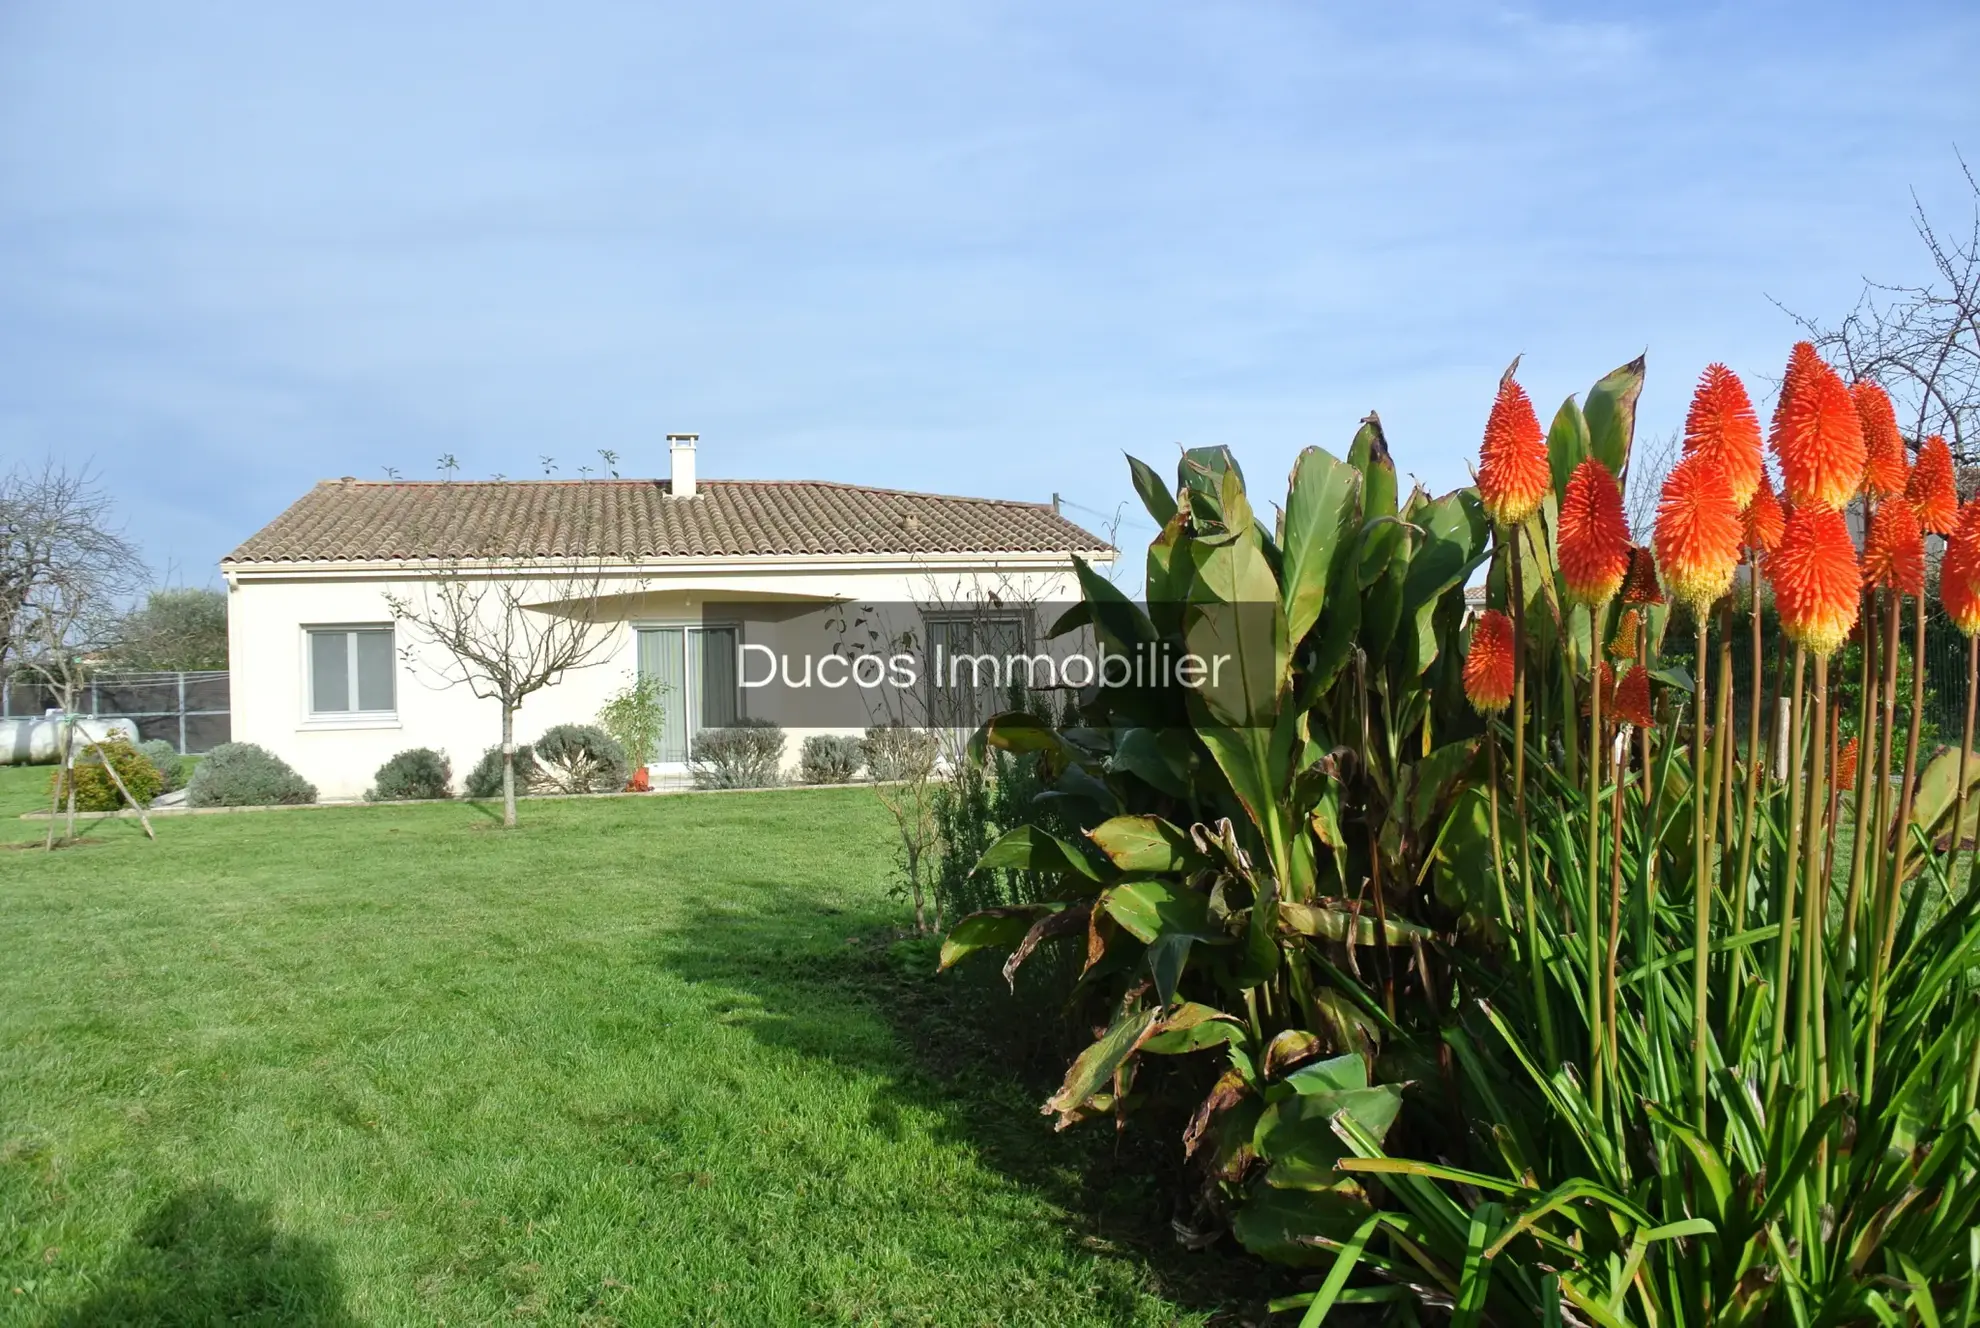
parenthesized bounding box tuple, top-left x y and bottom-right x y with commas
(1, 462, 228, 689)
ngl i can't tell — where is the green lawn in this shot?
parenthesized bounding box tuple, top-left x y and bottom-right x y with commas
(0, 769, 1264, 1326)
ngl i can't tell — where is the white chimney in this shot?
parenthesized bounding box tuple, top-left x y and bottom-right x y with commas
(668, 432, 699, 499)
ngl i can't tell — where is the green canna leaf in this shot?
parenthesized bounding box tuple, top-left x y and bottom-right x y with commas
(1045, 1005, 1162, 1123)
(1398, 487, 1490, 677)
(975, 824, 1106, 884)
(1101, 877, 1213, 944)
(1086, 814, 1204, 874)
(1583, 354, 1645, 479)
(1547, 396, 1591, 505)
(1280, 446, 1362, 651)
(939, 905, 1059, 970)
(1126, 451, 1179, 526)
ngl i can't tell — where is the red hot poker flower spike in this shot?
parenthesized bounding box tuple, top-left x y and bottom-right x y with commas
(1941, 499, 1980, 636)
(1771, 344, 1866, 512)
(1477, 376, 1550, 528)
(1854, 382, 1909, 499)
(1463, 610, 1516, 714)
(1908, 434, 1959, 535)
(1608, 608, 1641, 661)
(1862, 498, 1925, 598)
(1613, 665, 1653, 728)
(1771, 341, 1818, 444)
(1835, 736, 1859, 794)
(1620, 545, 1665, 605)
(1655, 452, 1743, 612)
(1770, 503, 1862, 657)
(1583, 660, 1617, 717)
(1742, 471, 1786, 558)
(1683, 363, 1765, 508)
(1559, 458, 1631, 605)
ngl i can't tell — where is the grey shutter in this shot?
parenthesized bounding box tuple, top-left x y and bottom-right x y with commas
(699, 627, 739, 728)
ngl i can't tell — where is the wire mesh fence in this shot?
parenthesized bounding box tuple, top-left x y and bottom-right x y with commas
(0, 671, 230, 754)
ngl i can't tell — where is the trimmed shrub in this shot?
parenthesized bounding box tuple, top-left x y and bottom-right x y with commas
(186, 743, 316, 808)
(799, 734, 862, 784)
(465, 744, 536, 800)
(50, 737, 164, 812)
(861, 725, 938, 783)
(138, 738, 189, 793)
(367, 747, 453, 802)
(531, 724, 628, 794)
(689, 719, 785, 789)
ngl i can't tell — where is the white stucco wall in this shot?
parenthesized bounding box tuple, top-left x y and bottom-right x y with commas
(224, 556, 1097, 800)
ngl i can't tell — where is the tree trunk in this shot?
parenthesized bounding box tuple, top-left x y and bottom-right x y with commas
(64, 717, 77, 843)
(44, 720, 65, 851)
(501, 702, 518, 828)
(908, 845, 926, 933)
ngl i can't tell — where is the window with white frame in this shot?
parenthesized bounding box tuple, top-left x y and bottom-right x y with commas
(307, 626, 397, 717)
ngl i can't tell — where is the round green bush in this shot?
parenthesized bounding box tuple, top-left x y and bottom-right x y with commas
(464, 744, 536, 799)
(799, 734, 862, 784)
(50, 737, 164, 812)
(366, 747, 453, 802)
(185, 743, 317, 808)
(138, 739, 188, 793)
(690, 718, 786, 789)
(861, 725, 937, 782)
(531, 724, 628, 794)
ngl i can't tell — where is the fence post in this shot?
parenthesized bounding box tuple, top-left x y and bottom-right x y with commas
(178, 672, 188, 755)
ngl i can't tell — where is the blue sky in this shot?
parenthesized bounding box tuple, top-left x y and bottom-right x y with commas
(3, 2, 1977, 583)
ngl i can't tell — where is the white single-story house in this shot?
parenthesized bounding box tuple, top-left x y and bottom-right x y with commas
(221, 436, 1114, 800)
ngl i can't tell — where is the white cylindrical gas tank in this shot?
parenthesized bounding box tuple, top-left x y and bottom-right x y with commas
(0, 716, 141, 765)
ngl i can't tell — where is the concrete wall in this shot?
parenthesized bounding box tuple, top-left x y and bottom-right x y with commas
(225, 558, 1090, 800)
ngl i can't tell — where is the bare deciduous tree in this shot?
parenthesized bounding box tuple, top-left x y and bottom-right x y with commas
(1, 462, 145, 672)
(385, 564, 621, 827)
(1623, 426, 1683, 540)
(1781, 154, 1980, 462)
(1, 462, 150, 846)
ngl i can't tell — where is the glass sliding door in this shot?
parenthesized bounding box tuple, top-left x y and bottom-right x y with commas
(636, 625, 740, 765)
(638, 628, 690, 764)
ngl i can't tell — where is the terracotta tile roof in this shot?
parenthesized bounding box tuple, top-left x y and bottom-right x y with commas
(223, 478, 1113, 564)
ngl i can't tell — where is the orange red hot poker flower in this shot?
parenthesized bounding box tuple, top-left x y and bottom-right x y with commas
(1608, 608, 1641, 660)
(1942, 499, 1980, 636)
(1854, 381, 1909, 499)
(1477, 376, 1551, 528)
(1621, 545, 1665, 605)
(1613, 665, 1653, 728)
(1463, 610, 1516, 714)
(1862, 498, 1925, 598)
(1559, 458, 1631, 605)
(1583, 660, 1617, 716)
(1909, 434, 1959, 535)
(1742, 472, 1786, 558)
(1770, 343, 1865, 512)
(1654, 452, 1743, 612)
(1683, 363, 1764, 508)
(1835, 736, 1860, 795)
(1770, 504, 1862, 657)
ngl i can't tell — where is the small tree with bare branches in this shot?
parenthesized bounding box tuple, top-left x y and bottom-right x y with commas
(385, 559, 621, 828)
(2, 463, 150, 846)
(1781, 153, 1980, 462)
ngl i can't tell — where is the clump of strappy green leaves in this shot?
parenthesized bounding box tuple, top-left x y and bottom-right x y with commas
(941, 355, 1980, 1324)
